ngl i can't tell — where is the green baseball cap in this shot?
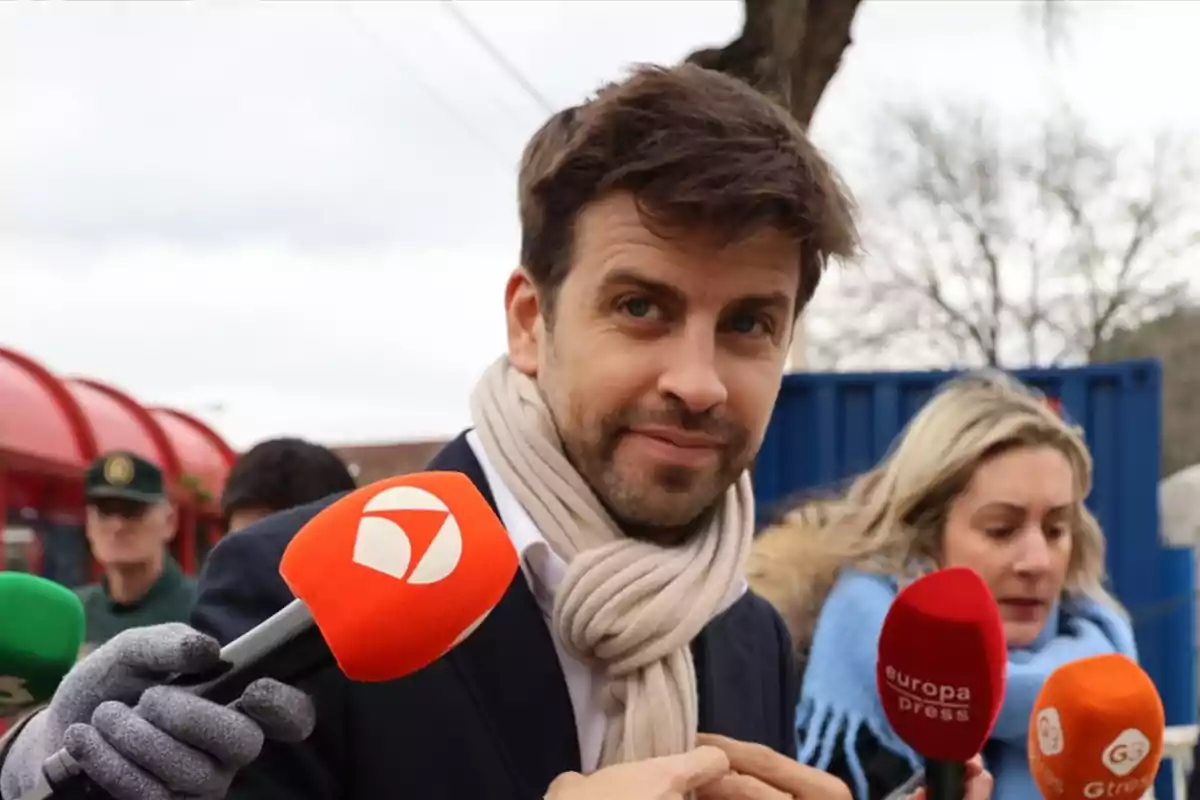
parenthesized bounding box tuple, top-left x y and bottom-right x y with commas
(84, 451, 165, 504)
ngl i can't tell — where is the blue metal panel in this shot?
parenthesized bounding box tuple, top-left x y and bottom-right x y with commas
(755, 359, 1193, 786)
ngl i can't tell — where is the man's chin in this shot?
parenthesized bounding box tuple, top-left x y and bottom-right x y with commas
(604, 482, 722, 540)
(586, 449, 738, 534)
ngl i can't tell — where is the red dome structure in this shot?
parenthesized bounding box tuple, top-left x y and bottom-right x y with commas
(0, 346, 237, 577)
(148, 407, 237, 508)
(0, 348, 94, 477)
(64, 378, 183, 481)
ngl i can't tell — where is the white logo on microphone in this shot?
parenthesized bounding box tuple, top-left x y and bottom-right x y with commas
(352, 486, 463, 584)
(0, 676, 34, 709)
(1036, 707, 1064, 756)
(1101, 728, 1151, 777)
(881, 664, 972, 723)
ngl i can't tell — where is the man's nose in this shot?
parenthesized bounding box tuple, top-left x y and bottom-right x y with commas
(98, 514, 125, 532)
(657, 331, 728, 414)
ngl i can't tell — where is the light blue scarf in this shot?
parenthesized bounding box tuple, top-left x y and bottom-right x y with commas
(796, 569, 1138, 800)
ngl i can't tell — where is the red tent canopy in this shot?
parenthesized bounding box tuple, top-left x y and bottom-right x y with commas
(148, 407, 236, 510)
(0, 346, 239, 574)
(0, 347, 95, 480)
(64, 378, 183, 482)
(0, 345, 236, 521)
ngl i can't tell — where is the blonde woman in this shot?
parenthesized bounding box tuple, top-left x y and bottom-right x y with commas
(750, 371, 1137, 800)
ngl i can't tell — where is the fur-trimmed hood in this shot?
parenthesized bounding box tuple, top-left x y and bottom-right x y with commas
(748, 499, 845, 665)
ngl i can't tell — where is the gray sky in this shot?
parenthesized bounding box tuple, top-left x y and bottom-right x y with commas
(2, 0, 1198, 449)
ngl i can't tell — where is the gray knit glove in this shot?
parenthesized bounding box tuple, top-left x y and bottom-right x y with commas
(0, 623, 315, 800)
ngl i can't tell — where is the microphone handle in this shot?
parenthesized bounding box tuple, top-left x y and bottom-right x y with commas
(882, 769, 925, 800)
(923, 759, 966, 800)
(161, 600, 323, 705)
(21, 601, 331, 800)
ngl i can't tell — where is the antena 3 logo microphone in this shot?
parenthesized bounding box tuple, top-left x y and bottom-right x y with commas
(353, 483, 464, 584)
(280, 471, 519, 682)
(876, 567, 1007, 762)
(1028, 654, 1164, 800)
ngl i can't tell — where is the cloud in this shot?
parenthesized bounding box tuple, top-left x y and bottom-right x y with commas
(0, 3, 522, 252)
(0, 2, 741, 253)
(0, 1, 744, 445)
(4, 0, 1195, 448)
(1, 236, 510, 444)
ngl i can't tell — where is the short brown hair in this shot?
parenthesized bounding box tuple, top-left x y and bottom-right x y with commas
(518, 63, 858, 315)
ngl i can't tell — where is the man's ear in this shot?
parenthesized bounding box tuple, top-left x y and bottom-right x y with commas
(505, 268, 544, 376)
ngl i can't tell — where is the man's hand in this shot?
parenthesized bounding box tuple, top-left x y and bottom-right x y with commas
(544, 746, 731, 800)
(904, 757, 992, 800)
(694, 734, 852, 799)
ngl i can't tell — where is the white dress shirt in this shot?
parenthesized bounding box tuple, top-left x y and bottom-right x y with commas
(465, 429, 747, 774)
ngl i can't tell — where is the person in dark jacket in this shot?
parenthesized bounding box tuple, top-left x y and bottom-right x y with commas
(218, 437, 357, 534)
(188, 63, 873, 800)
(749, 372, 1137, 800)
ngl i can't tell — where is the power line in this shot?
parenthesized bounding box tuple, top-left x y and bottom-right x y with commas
(412, 5, 540, 134)
(339, 5, 510, 163)
(439, 1, 554, 114)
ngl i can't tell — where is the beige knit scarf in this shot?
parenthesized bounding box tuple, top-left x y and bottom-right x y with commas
(469, 356, 755, 768)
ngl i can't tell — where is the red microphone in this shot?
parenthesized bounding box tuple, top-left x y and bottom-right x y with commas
(876, 566, 1007, 800)
(30, 471, 520, 800)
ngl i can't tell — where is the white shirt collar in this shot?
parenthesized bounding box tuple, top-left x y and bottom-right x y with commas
(465, 429, 747, 615)
(467, 430, 564, 615)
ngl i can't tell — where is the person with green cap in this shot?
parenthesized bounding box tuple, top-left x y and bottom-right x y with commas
(75, 450, 196, 648)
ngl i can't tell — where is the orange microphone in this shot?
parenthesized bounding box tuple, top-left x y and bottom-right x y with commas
(175, 470, 519, 696)
(1029, 653, 1164, 800)
(32, 471, 519, 799)
(276, 470, 518, 682)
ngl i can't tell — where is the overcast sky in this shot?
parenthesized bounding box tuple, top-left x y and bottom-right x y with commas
(3, 0, 1198, 450)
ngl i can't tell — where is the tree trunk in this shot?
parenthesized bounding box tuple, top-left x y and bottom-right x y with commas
(684, 0, 864, 129)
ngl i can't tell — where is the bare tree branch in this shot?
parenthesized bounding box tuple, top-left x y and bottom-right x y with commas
(1022, 0, 1075, 59)
(807, 103, 1198, 370)
(684, 1, 1081, 370)
(1093, 308, 1200, 476)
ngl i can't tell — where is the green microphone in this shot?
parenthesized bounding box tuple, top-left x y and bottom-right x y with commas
(0, 572, 86, 716)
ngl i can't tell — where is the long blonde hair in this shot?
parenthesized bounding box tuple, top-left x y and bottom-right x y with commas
(750, 370, 1122, 655)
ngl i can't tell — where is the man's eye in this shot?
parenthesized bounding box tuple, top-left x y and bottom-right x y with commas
(728, 313, 771, 335)
(619, 297, 656, 318)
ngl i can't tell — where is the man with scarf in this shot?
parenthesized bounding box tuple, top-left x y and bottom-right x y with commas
(0, 64, 992, 800)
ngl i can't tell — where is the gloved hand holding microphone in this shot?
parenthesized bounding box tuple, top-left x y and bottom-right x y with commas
(3, 470, 523, 800)
(0, 623, 314, 800)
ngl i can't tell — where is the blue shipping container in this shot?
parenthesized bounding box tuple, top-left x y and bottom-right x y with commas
(754, 359, 1194, 795)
